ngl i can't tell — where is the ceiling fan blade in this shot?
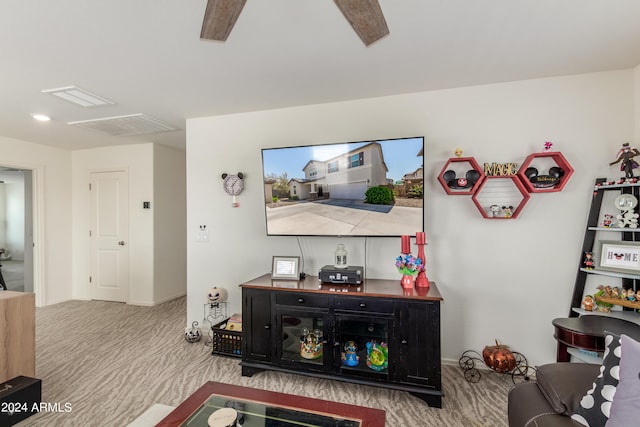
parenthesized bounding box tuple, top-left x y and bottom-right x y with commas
(334, 0, 389, 46)
(200, 0, 247, 41)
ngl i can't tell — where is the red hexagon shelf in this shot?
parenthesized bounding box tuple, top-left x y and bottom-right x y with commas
(517, 151, 574, 193)
(471, 175, 531, 219)
(438, 157, 485, 195)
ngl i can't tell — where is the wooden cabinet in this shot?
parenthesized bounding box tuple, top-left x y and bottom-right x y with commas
(242, 288, 272, 365)
(240, 275, 443, 408)
(0, 292, 35, 383)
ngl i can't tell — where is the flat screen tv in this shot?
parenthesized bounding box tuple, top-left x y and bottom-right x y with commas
(261, 136, 424, 237)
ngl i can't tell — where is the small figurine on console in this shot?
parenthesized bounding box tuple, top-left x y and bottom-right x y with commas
(582, 295, 594, 311)
(341, 341, 359, 367)
(300, 328, 323, 360)
(583, 252, 594, 270)
(610, 142, 640, 179)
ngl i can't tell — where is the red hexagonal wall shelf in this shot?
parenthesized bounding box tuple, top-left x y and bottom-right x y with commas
(517, 151, 574, 193)
(471, 175, 531, 219)
(438, 157, 485, 195)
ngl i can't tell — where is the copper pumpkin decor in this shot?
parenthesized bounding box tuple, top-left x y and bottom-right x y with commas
(482, 339, 517, 373)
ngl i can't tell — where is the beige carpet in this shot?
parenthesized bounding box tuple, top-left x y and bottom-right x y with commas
(19, 297, 511, 426)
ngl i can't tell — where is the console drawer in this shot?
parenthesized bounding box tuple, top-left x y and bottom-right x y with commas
(275, 293, 329, 308)
(334, 296, 393, 314)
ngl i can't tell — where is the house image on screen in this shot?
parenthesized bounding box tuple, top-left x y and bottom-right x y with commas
(288, 142, 390, 201)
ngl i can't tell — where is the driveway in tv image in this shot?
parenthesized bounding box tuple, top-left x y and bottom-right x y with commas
(265, 199, 422, 236)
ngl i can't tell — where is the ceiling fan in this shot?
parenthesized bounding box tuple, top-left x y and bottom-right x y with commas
(200, 0, 389, 46)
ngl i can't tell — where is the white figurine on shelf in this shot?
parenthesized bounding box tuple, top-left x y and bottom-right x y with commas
(616, 210, 639, 228)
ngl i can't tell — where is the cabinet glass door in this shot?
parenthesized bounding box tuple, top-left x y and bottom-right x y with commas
(335, 315, 392, 380)
(277, 310, 329, 371)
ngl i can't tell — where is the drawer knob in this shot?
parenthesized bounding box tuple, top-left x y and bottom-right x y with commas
(297, 298, 304, 303)
(401, 339, 408, 345)
(264, 324, 270, 329)
(359, 303, 366, 308)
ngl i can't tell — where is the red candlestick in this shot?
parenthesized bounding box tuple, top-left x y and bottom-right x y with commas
(401, 235, 411, 254)
(415, 233, 429, 288)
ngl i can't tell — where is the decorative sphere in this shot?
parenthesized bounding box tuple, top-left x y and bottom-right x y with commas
(185, 321, 201, 343)
(207, 286, 228, 303)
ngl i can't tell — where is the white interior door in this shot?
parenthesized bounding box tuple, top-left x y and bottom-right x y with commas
(90, 170, 129, 302)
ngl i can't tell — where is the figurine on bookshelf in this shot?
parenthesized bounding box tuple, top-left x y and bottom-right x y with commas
(583, 252, 594, 270)
(601, 213, 614, 228)
(610, 142, 640, 179)
(582, 295, 594, 311)
(626, 288, 636, 301)
(616, 209, 639, 228)
(502, 205, 514, 218)
(598, 285, 612, 296)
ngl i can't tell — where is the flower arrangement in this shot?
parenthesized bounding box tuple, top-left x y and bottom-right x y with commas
(395, 254, 423, 276)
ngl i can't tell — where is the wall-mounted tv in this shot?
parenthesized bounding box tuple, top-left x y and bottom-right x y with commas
(261, 136, 424, 237)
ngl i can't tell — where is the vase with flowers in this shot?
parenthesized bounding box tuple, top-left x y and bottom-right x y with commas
(395, 254, 423, 289)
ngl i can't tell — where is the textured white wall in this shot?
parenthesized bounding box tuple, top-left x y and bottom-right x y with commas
(153, 144, 187, 303)
(72, 144, 155, 304)
(187, 69, 634, 366)
(71, 144, 186, 305)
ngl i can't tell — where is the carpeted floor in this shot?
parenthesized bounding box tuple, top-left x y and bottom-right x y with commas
(18, 297, 512, 426)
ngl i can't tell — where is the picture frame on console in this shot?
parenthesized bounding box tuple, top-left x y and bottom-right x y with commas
(271, 256, 300, 280)
(596, 240, 640, 274)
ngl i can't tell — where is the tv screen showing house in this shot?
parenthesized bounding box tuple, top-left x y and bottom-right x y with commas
(261, 136, 424, 237)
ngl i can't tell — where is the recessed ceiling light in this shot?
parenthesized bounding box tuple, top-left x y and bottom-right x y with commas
(31, 113, 51, 122)
(41, 86, 115, 107)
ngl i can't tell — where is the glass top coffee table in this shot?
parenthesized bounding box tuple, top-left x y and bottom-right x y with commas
(156, 381, 385, 427)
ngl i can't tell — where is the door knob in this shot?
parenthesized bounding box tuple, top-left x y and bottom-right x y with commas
(118, 241, 126, 246)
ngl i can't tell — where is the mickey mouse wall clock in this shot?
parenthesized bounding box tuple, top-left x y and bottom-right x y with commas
(222, 172, 244, 207)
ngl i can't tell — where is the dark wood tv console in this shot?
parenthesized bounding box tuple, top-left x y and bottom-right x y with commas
(240, 274, 443, 408)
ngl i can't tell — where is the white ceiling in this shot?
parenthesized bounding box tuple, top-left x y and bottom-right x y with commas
(1, 0, 640, 152)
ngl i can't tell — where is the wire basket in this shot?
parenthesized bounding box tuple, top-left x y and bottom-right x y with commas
(211, 318, 241, 358)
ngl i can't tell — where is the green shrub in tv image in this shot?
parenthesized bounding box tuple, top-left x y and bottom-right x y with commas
(364, 185, 423, 206)
(365, 186, 394, 205)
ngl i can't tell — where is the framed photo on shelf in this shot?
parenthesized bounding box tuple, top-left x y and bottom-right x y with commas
(596, 240, 640, 274)
(271, 256, 300, 280)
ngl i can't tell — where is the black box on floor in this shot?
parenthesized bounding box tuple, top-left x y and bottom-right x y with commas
(0, 376, 42, 426)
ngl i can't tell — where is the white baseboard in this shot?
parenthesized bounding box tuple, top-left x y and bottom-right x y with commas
(128, 291, 186, 307)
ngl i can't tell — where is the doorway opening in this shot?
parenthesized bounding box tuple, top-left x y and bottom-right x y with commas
(0, 166, 35, 294)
